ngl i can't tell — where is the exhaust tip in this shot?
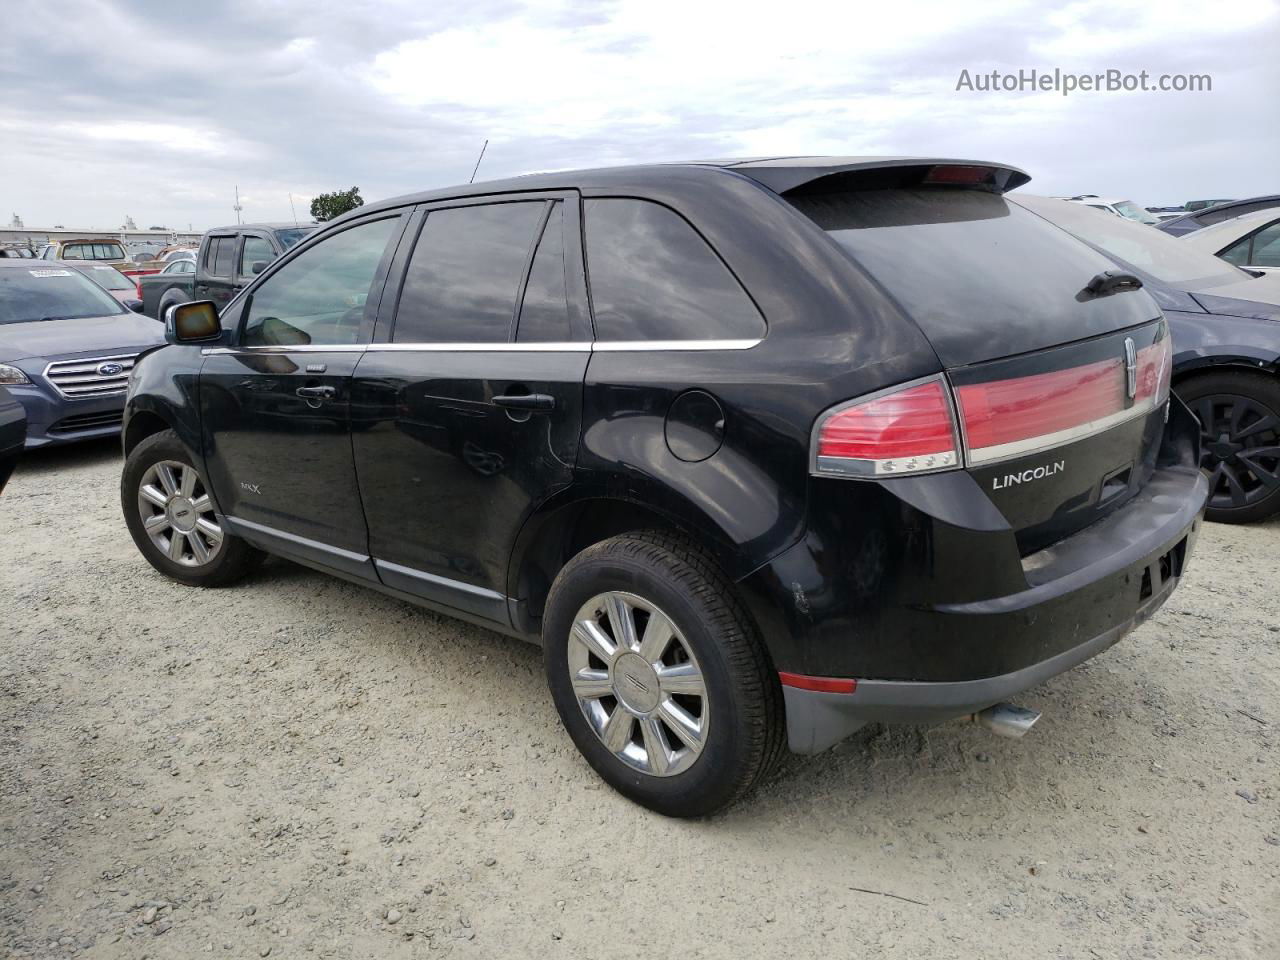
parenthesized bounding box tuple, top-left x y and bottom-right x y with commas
(974, 702, 1041, 739)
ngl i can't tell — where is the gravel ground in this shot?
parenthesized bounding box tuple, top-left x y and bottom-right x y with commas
(1, 438, 1277, 959)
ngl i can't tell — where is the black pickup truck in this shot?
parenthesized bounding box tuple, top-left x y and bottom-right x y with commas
(138, 222, 317, 319)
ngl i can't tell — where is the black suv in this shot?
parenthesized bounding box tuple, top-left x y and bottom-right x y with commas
(121, 158, 1208, 816)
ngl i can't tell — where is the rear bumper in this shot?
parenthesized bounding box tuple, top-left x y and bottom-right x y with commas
(738, 398, 1209, 754)
(782, 492, 1199, 753)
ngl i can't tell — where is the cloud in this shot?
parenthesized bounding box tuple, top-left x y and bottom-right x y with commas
(0, 0, 1276, 229)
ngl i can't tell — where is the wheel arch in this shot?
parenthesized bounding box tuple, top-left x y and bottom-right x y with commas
(506, 493, 750, 637)
(1173, 354, 1279, 388)
(122, 408, 172, 457)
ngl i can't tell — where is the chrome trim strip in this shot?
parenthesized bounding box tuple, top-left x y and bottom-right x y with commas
(43, 352, 139, 400)
(225, 515, 371, 564)
(365, 342, 591, 353)
(593, 339, 761, 351)
(373, 559, 507, 601)
(204, 338, 760, 355)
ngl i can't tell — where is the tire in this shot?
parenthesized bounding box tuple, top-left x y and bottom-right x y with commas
(1177, 371, 1280, 524)
(156, 289, 188, 321)
(121, 429, 263, 586)
(543, 532, 784, 817)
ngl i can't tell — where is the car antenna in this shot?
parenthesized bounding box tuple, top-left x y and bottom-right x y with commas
(469, 139, 489, 184)
(289, 193, 298, 227)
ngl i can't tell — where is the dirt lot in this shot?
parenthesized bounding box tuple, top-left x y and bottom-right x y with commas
(1, 439, 1277, 959)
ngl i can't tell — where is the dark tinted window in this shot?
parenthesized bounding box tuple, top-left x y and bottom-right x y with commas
(1220, 236, 1252, 265)
(517, 201, 571, 342)
(204, 237, 233, 276)
(213, 237, 236, 278)
(394, 201, 544, 343)
(242, 217, 398, 347)
(275, 228, 314, 250)
(584, 198, 764, 341)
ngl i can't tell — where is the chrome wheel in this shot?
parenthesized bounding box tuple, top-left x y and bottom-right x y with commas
(568, 592, 708, 778)
(136, 459, 224, 567)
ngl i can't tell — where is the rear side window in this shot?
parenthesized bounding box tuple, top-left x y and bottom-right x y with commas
(1245, 223, 1280, 267)
(516, 201, 571, 342)
(204, 237, 234, 277)
(394, 201, 545, 343)
(584, 198, 764, 342)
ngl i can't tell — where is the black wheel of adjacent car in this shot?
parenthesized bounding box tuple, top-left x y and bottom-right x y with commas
(1178, 371, 1280, 523)
(121, 429, 263, 587)
(157, 289, 188, 321)
(543, 532, 784, 817)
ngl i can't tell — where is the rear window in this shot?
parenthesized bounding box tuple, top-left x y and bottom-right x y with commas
(1015, 194, 1249, 288)
(275, 228, 314, 250)
(82, 265, 132, 291)
(0, 268, 125, 324)
(62, 242, 125, 261)
(792, 188, 1119, 337)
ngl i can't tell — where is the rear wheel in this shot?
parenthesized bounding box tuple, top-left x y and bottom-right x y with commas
(121, 429, 263, 586)
(543, 532, 784, 817)
(157, 288, 188, 320)
(1178, 371, 1280, 523)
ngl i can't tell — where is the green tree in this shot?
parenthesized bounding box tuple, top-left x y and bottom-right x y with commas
(310, 186, 364, 222)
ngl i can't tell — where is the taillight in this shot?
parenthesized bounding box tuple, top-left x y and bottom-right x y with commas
(135, 281, 144, 299)
(812, 377, 960, 477)
(812, 330, 1173, 478)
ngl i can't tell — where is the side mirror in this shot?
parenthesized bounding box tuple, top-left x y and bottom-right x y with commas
(124, 298, 146, 313)
(165, 300, 222, 344)
(251, 260, 268, 275)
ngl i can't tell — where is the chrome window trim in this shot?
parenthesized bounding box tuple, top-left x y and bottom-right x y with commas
(202, 338, 761, 356)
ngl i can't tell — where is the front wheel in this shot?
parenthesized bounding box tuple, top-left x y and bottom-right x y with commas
(1178, 371, 1280, 523)
(543, 532, 784, 817)
(121, 429, 263, 586)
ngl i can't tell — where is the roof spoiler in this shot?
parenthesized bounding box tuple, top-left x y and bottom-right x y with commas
(730, 157, 1031, 196)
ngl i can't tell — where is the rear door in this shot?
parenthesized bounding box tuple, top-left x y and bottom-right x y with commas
(199, 213, 408, 576)
(351, 193, 590, 622)
(194, 233, 240, 309)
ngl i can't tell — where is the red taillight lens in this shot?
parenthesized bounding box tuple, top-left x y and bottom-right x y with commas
(956, 358, 1126, 463)
(812, 330, 1173, 479)
(924, 164, 994, 186)
(814, 378, 959, 477)
(135, 281, 144, 299)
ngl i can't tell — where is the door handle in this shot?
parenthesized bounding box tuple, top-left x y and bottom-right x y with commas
(295, 385, 337, 400)
(492, 393, 555, 412)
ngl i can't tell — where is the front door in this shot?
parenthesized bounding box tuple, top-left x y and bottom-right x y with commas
(199, 213, 407, 578)
(351, 195, 590, 622)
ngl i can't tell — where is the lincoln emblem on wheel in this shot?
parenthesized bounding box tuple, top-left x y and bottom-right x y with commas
(118, 157, 1210, 816)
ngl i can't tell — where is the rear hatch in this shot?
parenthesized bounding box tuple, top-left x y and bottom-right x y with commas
(788, 168, 1172, 552)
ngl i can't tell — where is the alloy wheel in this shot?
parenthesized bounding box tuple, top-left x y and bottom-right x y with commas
(1192, 394, 1280, 510)
(568, 591, 708, 777)
(136, 459, 224, 567)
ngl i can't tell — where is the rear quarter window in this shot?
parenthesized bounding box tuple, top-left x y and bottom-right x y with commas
(583, 198, 764, 342)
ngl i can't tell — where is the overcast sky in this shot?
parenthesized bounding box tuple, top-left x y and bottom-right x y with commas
(2, 0, 1276, 230)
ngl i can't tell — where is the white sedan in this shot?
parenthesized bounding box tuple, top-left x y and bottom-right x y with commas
(1180, 208, 1280, 273)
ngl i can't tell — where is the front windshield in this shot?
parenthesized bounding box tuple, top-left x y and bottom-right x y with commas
(1113, 201, 1159, 225)
(0, 267, 125, 324)
(1016, 195, 1249, 288)
(275, 228, 315, 250)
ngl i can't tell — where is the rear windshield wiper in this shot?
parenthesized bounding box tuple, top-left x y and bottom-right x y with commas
(1080, 270, 1143, 299)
